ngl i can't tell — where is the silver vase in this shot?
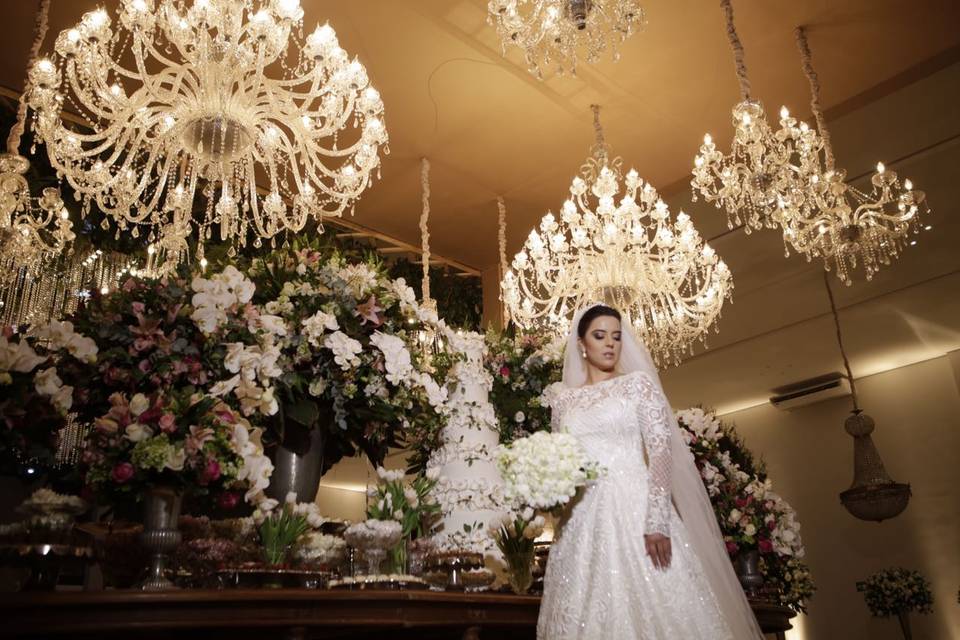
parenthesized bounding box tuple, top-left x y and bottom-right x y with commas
(138, 486, 182, 591)
(266, 425, 325, 503)
(733, 549, 763, 597)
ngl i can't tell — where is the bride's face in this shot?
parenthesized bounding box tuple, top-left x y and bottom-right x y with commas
(578, 315, 622, 372)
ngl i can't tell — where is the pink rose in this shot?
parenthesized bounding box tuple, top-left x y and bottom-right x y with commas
(217, 492, 239, 510)
(131, 302, 145, 315)
(725, 540, 738, 555)
(200, 459, 221, 485)
(758, 539, 774, 554)
(158, 413, 177, 434)
(138, 359, 152, 373)
(499, 366, 510, 379)
(735, 496, 753, 509)
(767, 519, 777, 531)
(111, 462, 135, 484)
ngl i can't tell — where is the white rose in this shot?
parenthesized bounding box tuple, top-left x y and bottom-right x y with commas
(514, 411, 526, 424)
(743, 523, 757, 537)
(129, 393, 150, 417)
(164, 445, 186, 471)
(125, 423, 153, 443)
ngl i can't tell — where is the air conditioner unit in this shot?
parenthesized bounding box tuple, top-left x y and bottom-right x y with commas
(769, 372, 851, 410)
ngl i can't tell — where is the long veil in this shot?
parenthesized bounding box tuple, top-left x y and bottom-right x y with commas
(562, 305, 764, 639)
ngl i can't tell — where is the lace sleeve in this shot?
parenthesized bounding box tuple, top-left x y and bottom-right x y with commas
(635, 373, 673, 537)
(545, 383, 566, 433)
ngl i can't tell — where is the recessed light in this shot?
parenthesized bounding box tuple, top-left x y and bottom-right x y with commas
(909, 240, 917, 246)
(924, 225, 932, 231)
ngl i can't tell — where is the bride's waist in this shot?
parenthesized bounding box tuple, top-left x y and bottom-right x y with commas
(593, 458, 648, 479)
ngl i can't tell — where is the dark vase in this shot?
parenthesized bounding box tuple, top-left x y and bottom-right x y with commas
(265, 422, 326, 504)
(733, 549, 763, 597)
(897, 610, 912, 640)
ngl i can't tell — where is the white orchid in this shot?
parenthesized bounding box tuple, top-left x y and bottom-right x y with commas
(369, 331, 413, 385)
(324, 331, 363, 370)
(34, 367, 63, 396)
(0, 336, 46, 374)
(302, 310, 340, 347)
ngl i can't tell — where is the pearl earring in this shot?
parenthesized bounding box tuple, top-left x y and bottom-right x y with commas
(581, 350, 587, 358)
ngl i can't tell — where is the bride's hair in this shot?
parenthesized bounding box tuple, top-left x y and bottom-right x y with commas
(576, 304, 621, 338)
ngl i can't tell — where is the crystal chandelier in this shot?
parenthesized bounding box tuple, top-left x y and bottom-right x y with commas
(487, 0, 644, 78)
(0, 0, 74, 279)
(27, 0, 387, 263)
(778, 27, 930, 285)
(691, 0, 810, 234)
(501, 106, 733, 366)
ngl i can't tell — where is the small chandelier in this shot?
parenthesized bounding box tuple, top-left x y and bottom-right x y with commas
(487, 0, 644, 78)
(501, 106, 733, 366)
(778, 27, 930, 285)
(823, 273, 910, 522)
(691, 0, 811, 234)
(1, 0, 74, 279)
(27, 0, 387, 262)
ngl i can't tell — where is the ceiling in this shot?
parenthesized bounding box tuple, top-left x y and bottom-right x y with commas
(1, 0, 959, 431)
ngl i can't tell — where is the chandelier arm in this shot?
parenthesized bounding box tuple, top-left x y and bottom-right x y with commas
(823, 270, 860, 410)
(719, 0, 752, 101)
(7, 0, 50, 155)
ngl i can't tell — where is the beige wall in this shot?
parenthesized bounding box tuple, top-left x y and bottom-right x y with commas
(721, 356, 959, 640)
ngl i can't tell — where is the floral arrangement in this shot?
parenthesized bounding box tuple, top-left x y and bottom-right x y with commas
(365, 466, 441, 570)
(56, 269, 274, 429)
(676, 407, 815, 613)
(0, 321, 97, 472)
(489, 507, 546, 593)
(484, 329, 563, 443)
(497, 430, 601, 512)
(81, 389, 273, 509)
(235, 238, 455, 474)
(856, 568, 935, 618)
(250, 491, 329, 565)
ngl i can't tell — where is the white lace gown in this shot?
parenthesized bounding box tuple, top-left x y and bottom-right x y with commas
(537, 371, 736, 640)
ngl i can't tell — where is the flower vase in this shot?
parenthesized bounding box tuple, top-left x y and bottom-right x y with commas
(138, 486, 182, 591)
(733, 549, 763, 597)
(364, 547, 386, 576)
(897, 610, 912, 640)
(505, 550, 534, 595)
(388, 539, 409, 575)
(266, 421, 325, 504)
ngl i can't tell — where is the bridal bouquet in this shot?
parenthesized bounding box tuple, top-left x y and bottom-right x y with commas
(497, 431, 601, 513)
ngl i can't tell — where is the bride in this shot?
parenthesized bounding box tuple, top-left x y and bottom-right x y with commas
(537, 304, 764, 639)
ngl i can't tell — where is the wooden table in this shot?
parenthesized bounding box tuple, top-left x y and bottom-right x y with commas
(0, 589, 795, 639)
(0, 589, 541, 640)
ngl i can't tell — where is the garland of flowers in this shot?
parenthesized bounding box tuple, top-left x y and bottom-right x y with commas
(677, 408, 815, 613)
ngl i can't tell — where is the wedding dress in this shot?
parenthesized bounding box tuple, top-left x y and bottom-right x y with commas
(536, 307, 764, 640)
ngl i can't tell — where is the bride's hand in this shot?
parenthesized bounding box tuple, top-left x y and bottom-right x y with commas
(644, 533, 672, 570)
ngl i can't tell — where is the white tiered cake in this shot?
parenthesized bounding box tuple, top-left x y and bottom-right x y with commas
(428, 331, 505, 556)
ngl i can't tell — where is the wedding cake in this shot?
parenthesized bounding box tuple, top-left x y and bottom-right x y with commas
(427, 331, 505, 556)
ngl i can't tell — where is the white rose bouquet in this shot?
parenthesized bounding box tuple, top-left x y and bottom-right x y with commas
(496, 430, 601, 513)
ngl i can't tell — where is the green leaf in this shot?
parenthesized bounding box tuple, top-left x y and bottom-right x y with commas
(285, 397, 320, 427)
